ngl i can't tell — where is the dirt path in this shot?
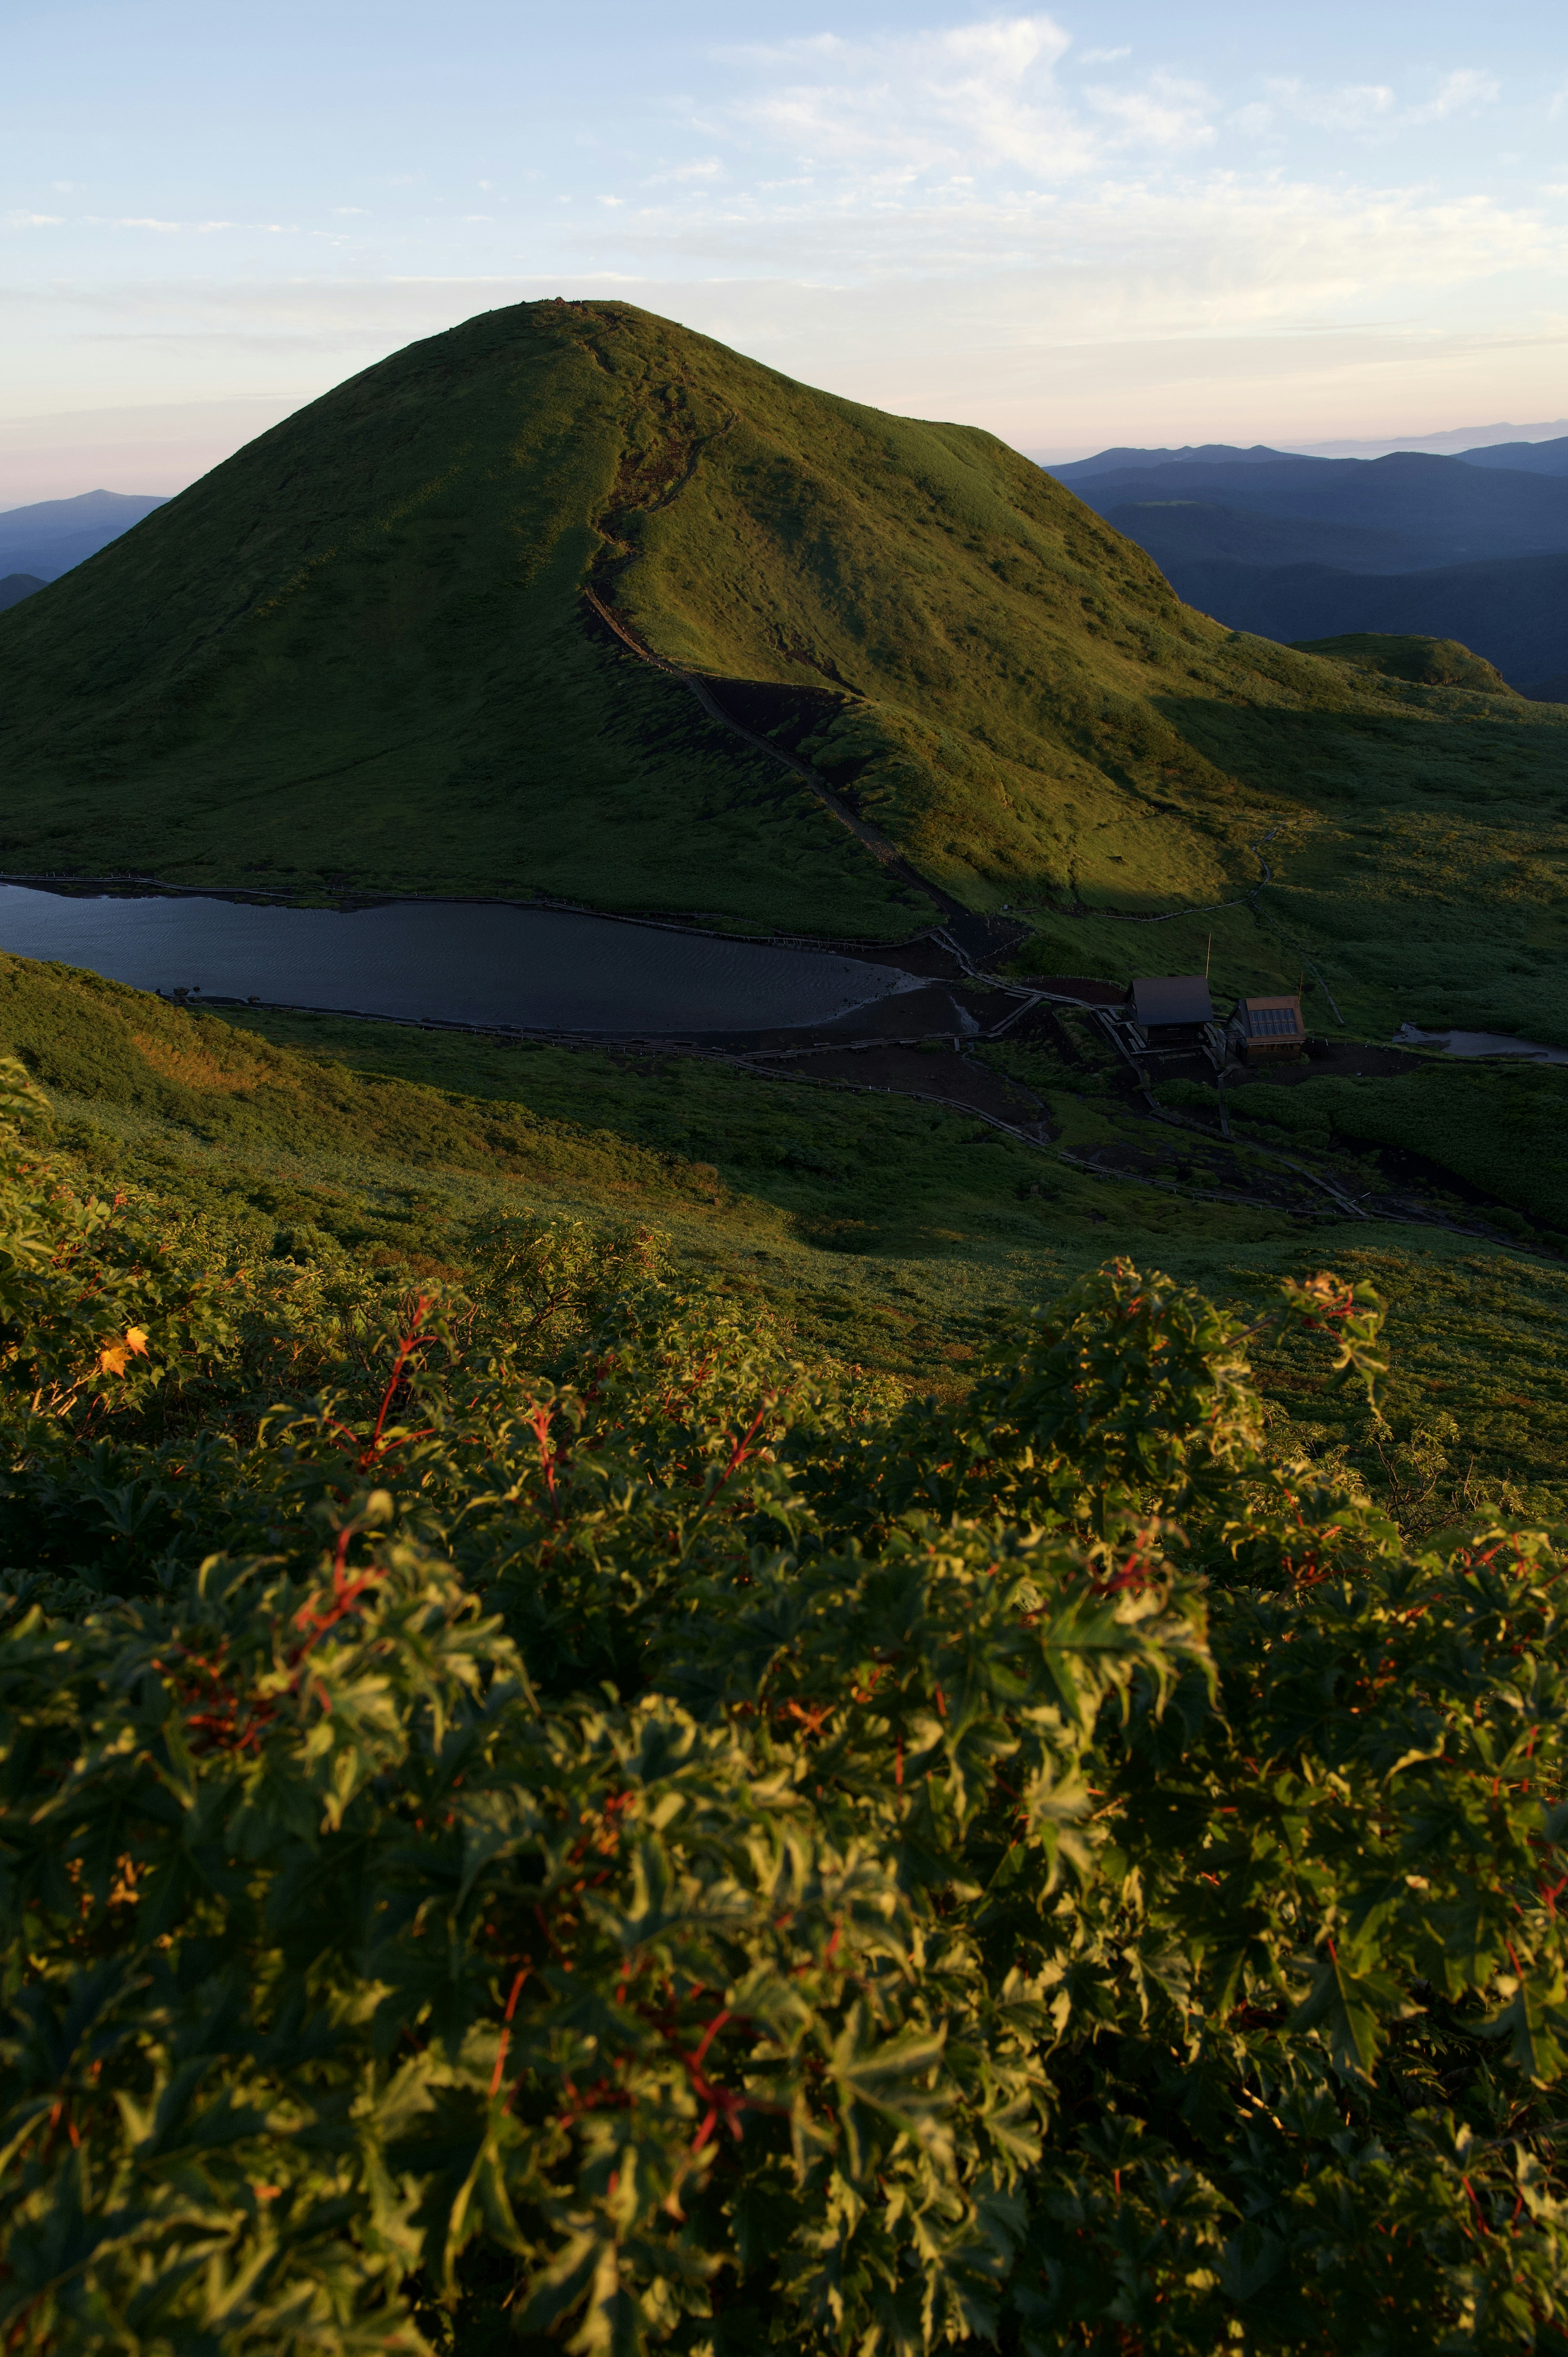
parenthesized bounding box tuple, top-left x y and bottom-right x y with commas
(743, 1040, 1051, 1135)
(580, 587, 967, 921)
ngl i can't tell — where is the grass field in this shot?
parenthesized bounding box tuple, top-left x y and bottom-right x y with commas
(5, 948, 1564, 1525)
(0, 299, 1564, 1046)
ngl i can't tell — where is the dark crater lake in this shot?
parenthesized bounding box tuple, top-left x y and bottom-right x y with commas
(0, 886, 925, 1035)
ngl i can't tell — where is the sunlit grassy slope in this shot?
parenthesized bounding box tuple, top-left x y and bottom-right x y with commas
(2, 299, 1564, 1018)
(5, 948, 1566, 1519)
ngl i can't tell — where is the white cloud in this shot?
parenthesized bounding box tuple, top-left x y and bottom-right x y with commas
(1407, 68, 1500, 123)
(1229, 101, 1274, 136)
(1264, 66, 1498, 137)
(722, 15, 1100, 184)
(645, 157, 724, 185)
(4, 13, 1561, 462)
(4, 211, 64, 227)
(84, 216, 291, 235)
(592, 179, 1565, 335)
(1266, 79, 1395, 133)
(602, 20, 1552, 343)
(14, 211, 1561, 429)
(8, 211, 1566, 460)
(1087, 70, 1214, 152)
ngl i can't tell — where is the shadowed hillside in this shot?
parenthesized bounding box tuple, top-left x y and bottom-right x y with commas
(1155, 549, 1568, 694)
(1, 300, 1566, 1030)
(1104, 498, 1443, 574)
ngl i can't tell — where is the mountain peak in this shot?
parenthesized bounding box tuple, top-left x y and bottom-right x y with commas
(0, 299, 1559, 947)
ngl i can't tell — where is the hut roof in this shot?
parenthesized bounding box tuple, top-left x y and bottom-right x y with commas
(1239, 995, 1305, 1039)
(1130, 975, 1214, 1028)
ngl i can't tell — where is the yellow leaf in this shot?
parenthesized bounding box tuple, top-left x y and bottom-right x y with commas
(98, 1328, 149, 1376)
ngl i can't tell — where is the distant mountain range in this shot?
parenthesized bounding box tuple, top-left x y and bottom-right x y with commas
(1049, 433, 1568, 484)
(1452, 435, 1568, 476)
(1043, 435, 1568, 694)
(1050, 449, 1568, 560)
(0, 490, 168, 599)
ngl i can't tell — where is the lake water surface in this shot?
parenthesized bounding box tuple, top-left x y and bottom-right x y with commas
(1394, 1022, 1568, 1065)
(0, 886, 921, 1034)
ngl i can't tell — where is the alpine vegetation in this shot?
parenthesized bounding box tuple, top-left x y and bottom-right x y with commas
(4, 1049, 1567, 2356)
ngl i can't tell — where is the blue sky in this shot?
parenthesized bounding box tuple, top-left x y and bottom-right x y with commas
(3, 0, 1566, 498)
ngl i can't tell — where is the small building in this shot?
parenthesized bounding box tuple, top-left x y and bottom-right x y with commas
(1234, 994, 1306, 1063)
(1127, 974, 1214, 1050)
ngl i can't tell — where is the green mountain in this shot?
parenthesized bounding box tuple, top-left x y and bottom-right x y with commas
(1, 299, 1566, 1037)
(1290, 632, 1520, 694)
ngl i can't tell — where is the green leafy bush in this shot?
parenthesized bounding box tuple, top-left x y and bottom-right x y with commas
(1221, 1063, 1568, 1230)
(4, 1056, 1568, 2356)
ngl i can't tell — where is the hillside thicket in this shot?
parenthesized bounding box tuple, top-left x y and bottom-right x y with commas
(7, 946, 1568, 1524)
(5, 1033, 1568, 2357)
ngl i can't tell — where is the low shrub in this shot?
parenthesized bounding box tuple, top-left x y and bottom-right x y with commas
(4, 1057, 1568, 2356)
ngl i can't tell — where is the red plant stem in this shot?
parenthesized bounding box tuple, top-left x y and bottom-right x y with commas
(719, 1399, 772, 1486)
(361, 1295, 432, 1469)
(528, 1403, 559, 1502)
(489, 1967, 530, 2098)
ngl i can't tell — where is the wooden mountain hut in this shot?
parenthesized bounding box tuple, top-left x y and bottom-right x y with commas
(1234, 994, 1306, 1064)
(1126, 974, 1214, 1050)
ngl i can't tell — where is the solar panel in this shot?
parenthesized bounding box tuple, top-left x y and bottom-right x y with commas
(1247, 1005, 1300, 1037)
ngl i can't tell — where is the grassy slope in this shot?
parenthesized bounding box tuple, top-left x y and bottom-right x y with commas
(1214, 1062, 1568, 1233)
(0, 313, 919, 938)
(5, 949, 1565, 1517)
(0, 299, 1564, 1035)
